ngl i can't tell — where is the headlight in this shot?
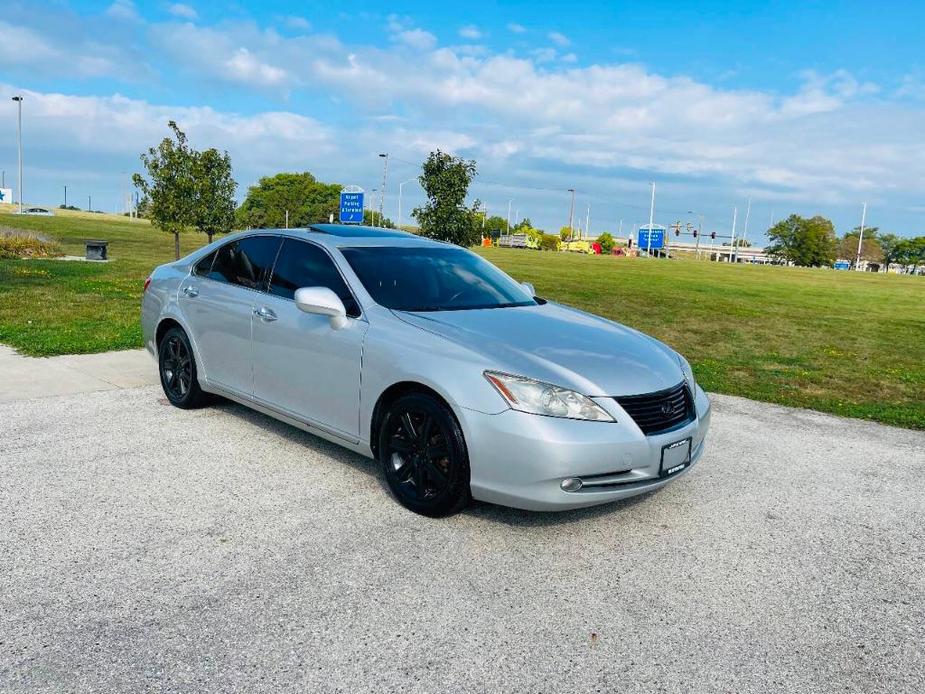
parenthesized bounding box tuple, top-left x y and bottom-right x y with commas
(676, 353, 695, 388)
(484, 371, 615, 422)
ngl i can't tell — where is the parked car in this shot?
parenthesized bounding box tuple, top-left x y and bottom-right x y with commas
(142, 225, 710, 516)
(19, 207, 54, 216)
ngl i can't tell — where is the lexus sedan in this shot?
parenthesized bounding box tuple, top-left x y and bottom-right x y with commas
(142, 225, 710, 516)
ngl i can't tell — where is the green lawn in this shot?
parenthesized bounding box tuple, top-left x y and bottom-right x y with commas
(1, 206, 923, 429)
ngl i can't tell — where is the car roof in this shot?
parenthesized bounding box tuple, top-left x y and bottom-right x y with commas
(231, 225, 450, 250)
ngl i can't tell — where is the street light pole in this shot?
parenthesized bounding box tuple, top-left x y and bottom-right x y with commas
(567, 188, 576, 240)
(64, 185, 67, 208)
(646, 181, 656, 256)
(12, 95, 23, 214)
(378, 153, 389, 221)
(855, 202, 867, 271)
(506, 199, 513, 234)
(397, 178, 415, 229)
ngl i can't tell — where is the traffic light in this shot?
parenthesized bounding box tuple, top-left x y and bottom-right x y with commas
(692, 229, 698, 238)
(675, 228, 680, 236)
(710, 232, 716, 239)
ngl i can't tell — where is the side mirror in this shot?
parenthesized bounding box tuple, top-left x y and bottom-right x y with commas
(294, 287, 348, 330)
(521, 281, 536, 296)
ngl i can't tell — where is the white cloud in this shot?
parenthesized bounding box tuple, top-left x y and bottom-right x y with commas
(459, 25, 482, 40)
(106, 0, 139, 21)
(561, 53, 578, 63)
(225, 48, 289, 87)
(507, 23, 526, 34)
(283, 15, 312, 31)
(395, 28, 437, 50)
(167, 3, 198, 20)
(548, 31, 570, 47)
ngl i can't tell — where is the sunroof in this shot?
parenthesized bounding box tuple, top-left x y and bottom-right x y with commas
(308, 224, 412, 238)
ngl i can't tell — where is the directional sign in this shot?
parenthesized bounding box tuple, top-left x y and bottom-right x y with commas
(339, 187, 365, 224)
(0, 188, 11, 204)
(834, 260, 851, 270)
(637, 225, 666, 251)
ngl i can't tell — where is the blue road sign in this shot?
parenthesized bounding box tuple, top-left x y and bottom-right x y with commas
(637, 225, 665, 251)
(339, 189, 364, 223)
(834, 260, 851, 270)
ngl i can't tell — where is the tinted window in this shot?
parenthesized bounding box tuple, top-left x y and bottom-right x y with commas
(269, 239, 360, 317)
(208, 236, 282, 290)
(193, 251, 216, 276)
(341, 246, 535, 312)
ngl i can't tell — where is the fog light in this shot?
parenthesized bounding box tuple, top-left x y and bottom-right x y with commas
(560, 477, 583, 492)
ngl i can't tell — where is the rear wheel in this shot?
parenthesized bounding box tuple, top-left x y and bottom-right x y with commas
(378, 393, 471, 517)
(158, 326, 209, 409)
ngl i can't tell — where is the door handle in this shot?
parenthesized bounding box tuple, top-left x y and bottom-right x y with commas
(182, 285, 199, 297)
(254, 307, 277, 322)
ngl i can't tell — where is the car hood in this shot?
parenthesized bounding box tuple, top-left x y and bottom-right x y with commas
(394, 302, 683, 397)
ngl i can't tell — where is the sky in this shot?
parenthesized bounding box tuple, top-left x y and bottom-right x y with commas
(2, 0, 925, 240)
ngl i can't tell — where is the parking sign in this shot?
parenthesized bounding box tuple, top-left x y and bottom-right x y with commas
(339, 187, 365, 223)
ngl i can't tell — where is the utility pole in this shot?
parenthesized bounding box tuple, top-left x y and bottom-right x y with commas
(88, 194, 91, 212)
(585, 204, 591, 240)
(730, 207, 738, 263)
(12, 95, 23, 213)
(855, 202, 867, 271)
(646, 181, 655, 256)
(64, 185, 67, 208)
(506, 199, 513, 234)
(567, 188, 575, 240)
(397, 178, 415, 229)
(378, 153, 389, 221)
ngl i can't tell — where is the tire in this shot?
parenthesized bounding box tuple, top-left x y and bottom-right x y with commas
(378, 393, 471, 517)
(158, 326, 209, 409)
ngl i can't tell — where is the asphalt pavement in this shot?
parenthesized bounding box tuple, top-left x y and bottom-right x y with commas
(1, 375, 923, 692)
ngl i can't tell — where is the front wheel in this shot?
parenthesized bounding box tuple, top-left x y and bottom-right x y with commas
(378, 393, 471, 517)
(158, 326, 209, 409)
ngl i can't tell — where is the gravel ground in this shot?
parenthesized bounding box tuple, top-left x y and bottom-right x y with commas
(2, 387, 923, 693)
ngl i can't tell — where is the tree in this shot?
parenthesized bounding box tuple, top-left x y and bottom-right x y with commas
(191, 147, 237, 244)
(482, 215, 508, 239)
(903, 236, 925, 273)
(363, 208, 396, 228)
(838, 226, 882, 266)
(879, 233, 906, 270)
(133, 121, 196, 260)
(412, 150, 480, 246)
(559, 226, 572, 241)
(596, 232, 616, 254)
(236, 172, 341, 229)
(766, 214, 837, 267)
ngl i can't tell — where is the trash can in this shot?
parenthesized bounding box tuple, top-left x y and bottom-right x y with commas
(85, 240, 108, 260)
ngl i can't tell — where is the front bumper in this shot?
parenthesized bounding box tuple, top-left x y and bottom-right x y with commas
(459, 385, 711, 511)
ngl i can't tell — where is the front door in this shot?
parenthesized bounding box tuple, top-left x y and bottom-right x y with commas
(252, 238, 367, 441)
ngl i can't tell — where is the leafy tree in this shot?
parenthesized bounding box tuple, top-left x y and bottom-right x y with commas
(481, 215, 508, 239)
(133, 121, 196, 260)
(766, 214, 837, 267)
(903, 236, 925, 273)
(236, 172, 341, 229)
(538, 234, 560, 251)
(412, 150, 480, 247)
(879, 233, 906, 269)
(513, 217, 533, 232)
(192, 147, 237, 244)
(596, 232, 616, 254)
(838, 226, 882, 266)
(363, 209, 396, 228)
(559, 226, 572, 241)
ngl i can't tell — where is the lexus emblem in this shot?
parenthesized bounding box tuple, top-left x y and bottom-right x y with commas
(660, 402, 674, 415)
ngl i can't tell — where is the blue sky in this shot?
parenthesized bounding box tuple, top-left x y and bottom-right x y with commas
(2, 0, 924, 239)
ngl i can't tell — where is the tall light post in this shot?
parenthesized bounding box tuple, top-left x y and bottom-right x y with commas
(506, 199, 514, 234)
(855, 202, 868, 271)
(646, 181, 656, 256)
(567, 188, 576, 240)
(378, 153, 389, 221)
(397, 178, 416, 229)
(12, 95, 23, 214)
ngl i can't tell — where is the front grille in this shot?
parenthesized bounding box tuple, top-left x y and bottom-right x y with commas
(615, 382, 694, 435)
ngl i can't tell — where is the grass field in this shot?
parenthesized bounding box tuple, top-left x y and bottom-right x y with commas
(1, 204, 923, 429)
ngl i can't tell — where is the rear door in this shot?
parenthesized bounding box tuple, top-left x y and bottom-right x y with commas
(252, 238, 367, 440)
(180, 235, 282, 396)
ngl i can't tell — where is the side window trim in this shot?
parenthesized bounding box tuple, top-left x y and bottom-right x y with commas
(268, 237, 363, 319)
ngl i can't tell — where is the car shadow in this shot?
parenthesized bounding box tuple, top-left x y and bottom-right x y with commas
(210, 397, 659, 528)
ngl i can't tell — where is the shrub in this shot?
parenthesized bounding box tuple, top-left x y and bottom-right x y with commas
(539, 233, 561, 251)
(0, 227, 64, 259)
(597, 232, 616, 254)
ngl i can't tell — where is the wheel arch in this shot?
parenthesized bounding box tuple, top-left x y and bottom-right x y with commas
(370, 381, 459, 458)
(155, 317, 185, 350)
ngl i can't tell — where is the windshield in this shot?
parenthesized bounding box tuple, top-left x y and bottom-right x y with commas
(340, 246, 537, 312)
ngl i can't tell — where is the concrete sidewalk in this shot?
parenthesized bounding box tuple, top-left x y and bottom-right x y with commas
(0, 345, 158, 403)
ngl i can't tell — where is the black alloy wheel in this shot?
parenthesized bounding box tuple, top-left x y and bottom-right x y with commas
(158, 326, 208, 409)
(379, 393, 470, 517)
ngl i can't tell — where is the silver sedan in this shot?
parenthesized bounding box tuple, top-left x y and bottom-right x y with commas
(142, 225, 711, 516)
